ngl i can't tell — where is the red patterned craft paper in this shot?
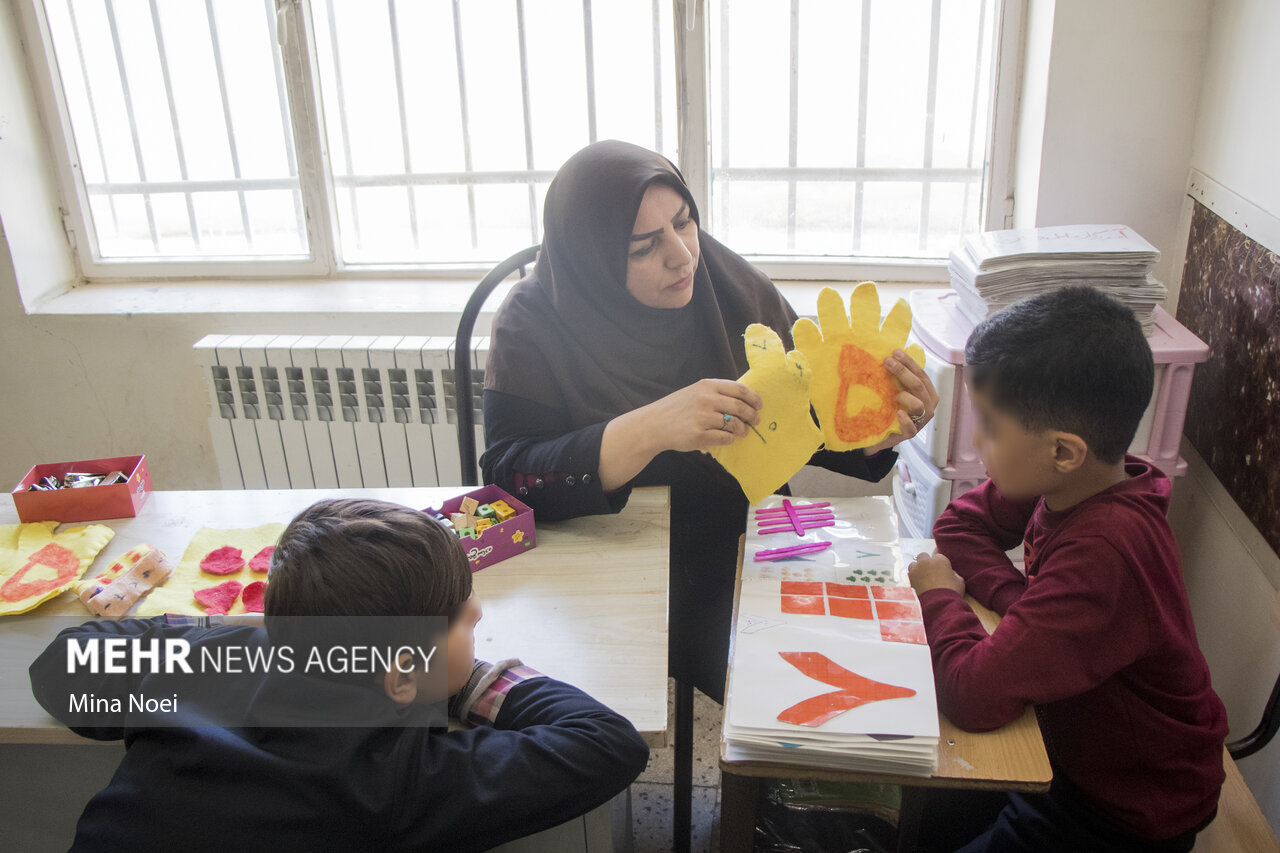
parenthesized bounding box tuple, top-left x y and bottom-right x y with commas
(879, 620, 928, 645)
(781, 594, 826, 616)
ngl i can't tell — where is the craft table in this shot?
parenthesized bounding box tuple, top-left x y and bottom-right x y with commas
(0, 486, 671, 747)
(719, 534, 1052, 853)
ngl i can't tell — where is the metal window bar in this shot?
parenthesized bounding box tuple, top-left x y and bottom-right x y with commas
(449, 0, 479, 248)
(102, 0, 159, 250)
(582, 0, 597, 143)
(147, 0, 201, 250)
(918, 0, 942, 252)
(651, 0, 663, 152)
(204, 0, 254, 244)
(265, 0, 305, 244)
(515, 0, 539, 242)
(385, 0, 420, 249)
(786, 0, 799, 250)
(718, 0, 730, 234)
(961, 0, 991, 226)
(852, 0, 871, 252)
(323, 0, 360, 249)
(66, 0, 117, 232)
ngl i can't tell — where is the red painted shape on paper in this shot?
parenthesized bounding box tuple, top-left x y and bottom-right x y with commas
(879, 620, 928, 645)
(874, 599, 923, 621)
(827, 596, 874, 620)
(776, 651, 917, 727)
(780, 581, 824, 597)
(781, 595, 826, 616)
(870, 585, 916, 601)
(824, 582, 870, 600)
(194, 580, 243, 615)
(240, 581, 267, 613)
(248, 547, 274, 573)
(773, 650, 916, 722)
(200, 546, 245, 575)
(0, 543, 79, 602)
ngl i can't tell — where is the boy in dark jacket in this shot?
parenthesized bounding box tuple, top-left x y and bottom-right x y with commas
(909, 287, 1227, 853)
(30, 498, 648, 852)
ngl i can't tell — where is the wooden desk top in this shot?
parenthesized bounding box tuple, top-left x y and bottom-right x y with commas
(0, 487, 671, 747)
(720, 535, 1052, 791)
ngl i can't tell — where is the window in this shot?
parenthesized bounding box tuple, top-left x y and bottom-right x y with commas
(26, 0, 1012, 279)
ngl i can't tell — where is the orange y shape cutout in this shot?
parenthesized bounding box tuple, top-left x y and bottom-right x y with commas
(776, 651, 917, 727)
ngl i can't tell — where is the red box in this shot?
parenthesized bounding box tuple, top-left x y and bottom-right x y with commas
(11, 455, 152, 523)
(429, 484, 536, 572)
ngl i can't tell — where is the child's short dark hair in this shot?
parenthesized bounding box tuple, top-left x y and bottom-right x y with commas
(264, 498, 473, 623)
(965, 286, 1154, 464)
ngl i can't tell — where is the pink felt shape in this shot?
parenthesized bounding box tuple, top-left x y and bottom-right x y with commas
(248, 546, 274, 573)
(241, 581, 267, 613)
(200, 546, 245, 575)
(194, 580, 243, 615)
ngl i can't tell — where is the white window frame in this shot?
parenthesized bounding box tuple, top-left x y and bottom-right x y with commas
(18, 0, 1022, 285)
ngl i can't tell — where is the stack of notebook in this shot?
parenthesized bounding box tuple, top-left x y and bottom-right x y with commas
(722, 496, 939, 776)
(949, 224, 1166, 333)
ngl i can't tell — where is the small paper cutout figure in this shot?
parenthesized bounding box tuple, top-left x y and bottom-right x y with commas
(709, 324, 824, 503)
(792, 283, 927, 451)
(777, 651, 917, 727)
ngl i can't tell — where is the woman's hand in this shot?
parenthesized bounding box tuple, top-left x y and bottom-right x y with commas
(862, 349, 941, 457)
(644, 378, 763, 452)
(598, 378, 762, 490)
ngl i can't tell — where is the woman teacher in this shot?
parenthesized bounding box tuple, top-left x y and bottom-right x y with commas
(482, 140, 938, 705)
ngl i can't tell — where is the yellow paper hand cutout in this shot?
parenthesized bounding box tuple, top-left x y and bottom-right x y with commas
(0, 521, 115, 615)
(791, 283, 926, 451)
(709, 324, 824, 504)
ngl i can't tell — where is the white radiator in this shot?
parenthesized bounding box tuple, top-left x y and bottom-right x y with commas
(194, 335, 487, 489)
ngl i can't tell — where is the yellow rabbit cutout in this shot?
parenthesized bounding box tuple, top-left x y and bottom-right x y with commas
(709, 324, 824, 504)
(791, 283, 926, 452)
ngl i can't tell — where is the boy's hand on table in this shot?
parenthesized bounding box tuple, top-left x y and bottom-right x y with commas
(908, 551, 965, 596)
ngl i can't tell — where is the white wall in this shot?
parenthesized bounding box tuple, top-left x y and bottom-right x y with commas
(1173, 0, 1280, 833)
(1190, 0, 1280, 220)
(1012, 0, 1211, 290)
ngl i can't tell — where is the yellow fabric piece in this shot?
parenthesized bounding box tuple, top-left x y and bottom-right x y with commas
(709, 324, 824, 504)
(792, 283, 926, 451)
(137, 524, 284, 618)
(0, 521, 114, 616)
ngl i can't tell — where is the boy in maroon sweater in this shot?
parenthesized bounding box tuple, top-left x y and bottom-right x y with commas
(908, 286, 1228, 853)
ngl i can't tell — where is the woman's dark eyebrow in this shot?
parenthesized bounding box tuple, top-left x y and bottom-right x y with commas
(631, 204, 690, 242)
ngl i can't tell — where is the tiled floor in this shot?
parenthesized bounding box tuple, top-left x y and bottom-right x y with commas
(632, 679, 725, 853)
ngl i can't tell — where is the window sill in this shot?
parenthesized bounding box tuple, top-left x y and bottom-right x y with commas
(27, 275, 948, 320)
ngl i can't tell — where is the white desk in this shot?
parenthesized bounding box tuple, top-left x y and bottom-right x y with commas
(0, 487, 671, 747)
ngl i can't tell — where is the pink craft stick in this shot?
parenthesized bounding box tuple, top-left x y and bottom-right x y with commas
(758, 520, 837, 535)
(754, 541, 832, 562)
(754, 501, 832, 515)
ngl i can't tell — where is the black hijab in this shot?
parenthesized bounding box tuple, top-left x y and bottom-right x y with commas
(486, 140, 797, 426)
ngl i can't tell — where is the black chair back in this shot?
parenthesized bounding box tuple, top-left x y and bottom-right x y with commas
(454, 245, 540, 486)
